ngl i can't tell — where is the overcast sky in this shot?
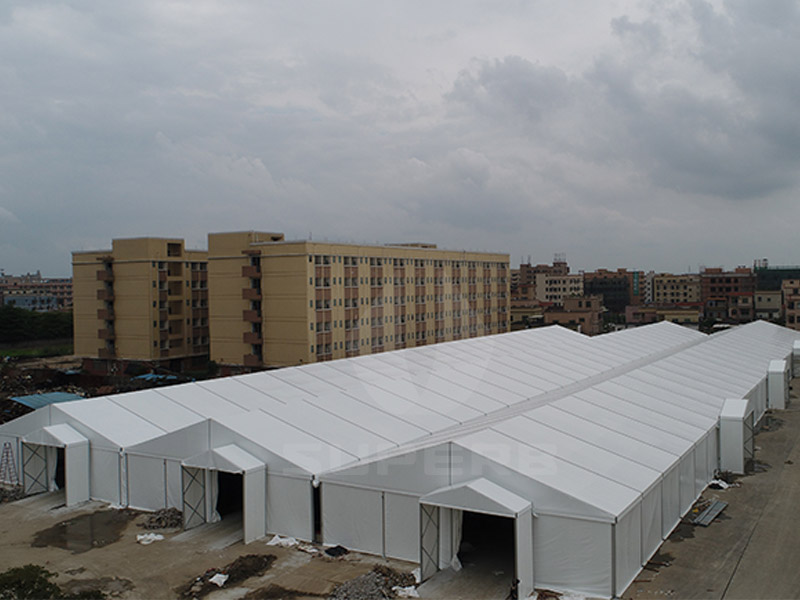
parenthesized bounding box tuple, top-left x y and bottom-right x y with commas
(1, 1, 799, 277)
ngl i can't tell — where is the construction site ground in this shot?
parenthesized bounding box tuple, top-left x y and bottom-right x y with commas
(624, 383, 800, 600)
(0, 492, 414, 599)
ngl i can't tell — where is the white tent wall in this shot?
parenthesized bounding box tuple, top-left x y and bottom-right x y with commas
(534, 513, 613, 598)
(267, 473, 312, 540)
(640, 483, 662, 565)
(166, 459, 182, 508)
(719, 399, 754, 474)
(615, 502, 643, 598)
(793, 340, 800, 376)
(745, 379, 768, 424)
(660, 465, 681, 538)
(243, 467, 267, 544)
(127, 454, 167, 510)
(768, 359, 790, 410)
(64, 439, 90, 506)
(385, 491, 420, 561)
(91, 448, 121, 505)
(678, 454, 696, 515)
(516, 509, 534, 600)
(322, 483, 383, 555)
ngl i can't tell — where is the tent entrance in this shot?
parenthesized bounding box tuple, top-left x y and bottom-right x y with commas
(418, 478, 534, 599)
(216, 471, 243, 519)
(20, 425, 89, 507)
(459, 511, 515, 576)
(181, 444, 266, 544)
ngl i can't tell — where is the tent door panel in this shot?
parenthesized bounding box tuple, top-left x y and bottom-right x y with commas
(182, 466, 207, 530)
(420, 504, 440, 581)
(744, 413, 755, 465)
(22, 443, 48, 496)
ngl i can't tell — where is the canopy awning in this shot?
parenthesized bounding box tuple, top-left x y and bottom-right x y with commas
(183, 443, 264, 474)
(420, 477, 531, 517)
(23, 423, 87, 448)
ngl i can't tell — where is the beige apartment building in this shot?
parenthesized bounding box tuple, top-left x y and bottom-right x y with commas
(208, 232, 510, 368)
(73, 238, 209, 370)
(533, 273, 583, 305)
(652, 274, 701, 303)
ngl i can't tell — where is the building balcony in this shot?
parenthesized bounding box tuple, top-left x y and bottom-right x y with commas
(242, 288, 262, 300)
(97, 289, 114, 301)
(97, 328, 115, 340)
(192, 308, 209, 319)
(243, 354, 262, 368)
(158, 271, 168, 282)
(159, 330, 169, 341)
(191, 270, 208, 282)
(97, 308, 114, 320)
(96, 270, 114, 282)
(243, 309, 262, 323)
(98, 347, 115, 359)
(242, 265, 261, 278)
(192, 326, 209, 337)
(159, 291, 168, 302)
(243, 331, 262, 344)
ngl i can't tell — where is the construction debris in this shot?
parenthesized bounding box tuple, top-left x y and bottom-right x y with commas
(176, 554, 276, 599)
(329, 565, 416, 600)
(136, 533, 164, 545)
(266, 534, 298, 548)
(0, 485, 24, 504)
(138, 507, 182, 529)
(324, 545, 349, 558)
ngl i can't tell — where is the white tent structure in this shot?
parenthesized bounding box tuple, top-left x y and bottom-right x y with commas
(2, 320, 799, 598)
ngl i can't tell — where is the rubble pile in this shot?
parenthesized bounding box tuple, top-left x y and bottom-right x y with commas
(0, 485, 24, 503)
(329, 565, 416, 600)
(177, 554, 276, 599)
(138, 507, 183, 529)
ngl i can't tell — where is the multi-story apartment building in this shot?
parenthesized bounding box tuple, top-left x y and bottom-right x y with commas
(755, 290, 783, 321)
(782, 279, 800, 331)
(0, 271, 73, 311)
(543, 295, 603, 335)
(72, 238, 209, 371)
(652, 274, 701, 304)
(208, 232, 509, 368)
(700, 266, 755, 323)
(583, 268, 645, 313)
(533, 273, 583, 305)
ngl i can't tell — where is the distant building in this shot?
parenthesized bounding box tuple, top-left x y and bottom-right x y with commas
(626, 303, 704, 327)
(208, 232, 509, 368)
(72, 238, 209, 372)
(782, 279, 800, 331)
(755, 290, 783, 322)
(753, 260, 800, 291)
(583, 269, 645, 314)
(652, 273, 701, 304)
(0, 271, 72, 311)
(543, 295, 603, 335)
(700, 267, 755, 323)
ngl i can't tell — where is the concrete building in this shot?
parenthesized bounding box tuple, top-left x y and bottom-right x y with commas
(543, 294, 603, 334)
(72, 238, 209, 371)
(0, 271, 73, 311)
(583, 269, 645, 314)
(755, 290, 783, 322)
(533, 272, 583, 305)
(626, 303, 704, 327)
(782, 279, 800, 331)
(208, 232, 509, 369)
(652, 274, 701, 304)
(700, 267, 756, 323)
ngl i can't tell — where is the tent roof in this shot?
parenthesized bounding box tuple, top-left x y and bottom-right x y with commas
(24, 423, 87, 447)
(421, 478, 530, 516)
(183, 444, 264, 473)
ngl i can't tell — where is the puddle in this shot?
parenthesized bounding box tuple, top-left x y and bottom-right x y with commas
(643, 550, 674, 572)
(31, 509, 137, 554)
(61, 576, 134, 597)
(667, 521, 696, 542)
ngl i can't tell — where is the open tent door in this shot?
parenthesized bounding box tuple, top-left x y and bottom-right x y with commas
(420, 478, 534, 599)
(22, 424, 89, 506)
(182, 444, 266, 543)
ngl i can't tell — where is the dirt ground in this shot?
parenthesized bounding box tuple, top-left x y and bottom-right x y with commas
(0, 492, 414, 599)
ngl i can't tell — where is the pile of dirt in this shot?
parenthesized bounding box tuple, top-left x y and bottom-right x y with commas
(137, 508, 182, 530)
(244, 584, 311, 599)
(329, 565, 416, 600)
(0, 485, 24, 503)
(177, 554, 277, 599)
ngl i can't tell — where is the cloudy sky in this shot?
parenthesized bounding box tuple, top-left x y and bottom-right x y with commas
(1, 1, 799, 277)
